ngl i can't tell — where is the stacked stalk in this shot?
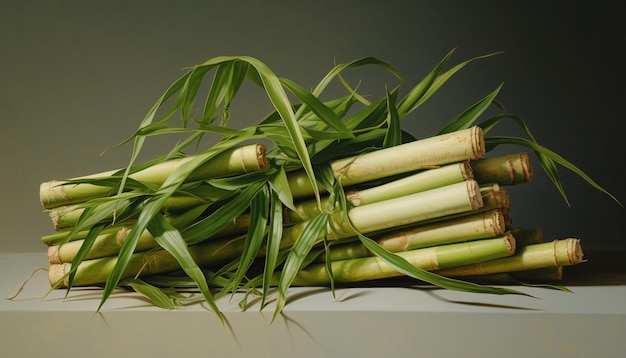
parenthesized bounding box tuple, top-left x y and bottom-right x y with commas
(40, 125, 586, 303)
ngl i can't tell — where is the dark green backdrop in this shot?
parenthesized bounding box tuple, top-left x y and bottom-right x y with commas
(1, 1, 624, 251)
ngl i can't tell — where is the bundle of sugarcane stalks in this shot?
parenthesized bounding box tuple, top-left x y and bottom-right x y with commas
(37, 51, 618, 319)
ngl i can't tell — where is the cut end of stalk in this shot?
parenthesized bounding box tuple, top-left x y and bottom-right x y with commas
(48, 246, 61, 265)
(467, 180, 483, 211)
(481, 183, 510, 211)
(254, 144, 269, 171)
(470, 152, 533, 186)
(460, 161, 474, 181)
(40, 181, 68, 210)
(470, 126, 486, 160)
(503, 232, 516, 256)
(48, 263, 69, 288)
(555, 238, 584, 266)
(489, 210, 506, 236)
(517, 152, 533, 183)
(48, 210, 60, 231)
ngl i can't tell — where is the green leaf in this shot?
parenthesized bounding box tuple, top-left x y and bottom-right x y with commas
(96, 152, 224, 311)
(202, 60, 250, 126)
(261, 190, 284, 309)
(62, 224, 104, 294)
(178, 65, 213, 126)
(115, 71, 193, 194)
(273, 212, 329, 322)
(485, 136, 622, 206)
(279, 77, 353, 136)
(478, 112, 567, 204)
(437, 83, 503, 134)
(383, 87, 402, 148)
(227, 185, 269, 295)
(311, 57, 402, 99)
(182, 181, 266, 245)
(60, 196, 134, 244)
(357, 234, 530, 296)
(397, 48, 456, 117)
(122, 278, 179, 309)
(267, 164, 296, 211)
(399, 50, 502, 117)
(147, 212, 222, 319)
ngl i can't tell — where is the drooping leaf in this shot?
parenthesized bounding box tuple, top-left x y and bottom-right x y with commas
(122, 277, 179, 310)
(62, 224, 104, 294)
(485, 136, 622, 205)
(147, 212, 222, 320)
(226, 185, 269, 295)
(273, 212, 329, 322)
(261, 190, 284, 309)
(279, 77, 353, 136)
(357, 233, 530, 296)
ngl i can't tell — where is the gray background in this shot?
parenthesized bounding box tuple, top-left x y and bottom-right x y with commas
(1, 0, 624, 253)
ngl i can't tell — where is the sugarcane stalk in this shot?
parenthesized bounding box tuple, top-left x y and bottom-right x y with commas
(434, 238, 583, 277)
(48, 185, 230, 231)
(47, 210, 252, 264)
(470, 152, 532, 186)
(49, 180, 485, 286)
(346, 161, 473, 206)
(282, 235, 516, 286)
(286, 161, 472, 223)
(322, 209, 507, 262)
(342, 180, 483, 235)
(287, 126, 485, 198)
(40, 144, 268, 209)
(398, 182, 511, 231)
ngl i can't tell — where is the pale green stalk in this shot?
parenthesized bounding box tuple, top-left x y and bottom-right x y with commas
(49, 180, 485, 286)
(344, 180, 483, 235)
(287, 126, 485, 198)
(434, 238, 583, 277)
(40, 144, 267, 209)
(47, 210, 251, 264)
(48, 189, 226, 230)
(322, 209, 506, 262)
(470, 152, 532, 185)
(285, 161, 472, 223)
(281, 235, 515, 286)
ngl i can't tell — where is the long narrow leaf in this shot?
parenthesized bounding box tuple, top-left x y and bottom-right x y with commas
(383, 87, 402, 147)
(485, 136, 622, 205)
(357, 233, 530, 296)
(399, 51, 502, 117)
(227, 185, 269, 295)
(273, 213, 329, 322)
(122, 278, 179, 310)
(261, 190, 284, 309)
(147, 212, 222, 320)
(279, 78, 353, 136)
(182, 181, 266, 245)
(437, 83, 503, 134)
(63, 224, 104, 294)
(397, 48, 456, 117)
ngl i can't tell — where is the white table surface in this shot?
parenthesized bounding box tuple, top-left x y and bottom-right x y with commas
(1, 252, 625, 358)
